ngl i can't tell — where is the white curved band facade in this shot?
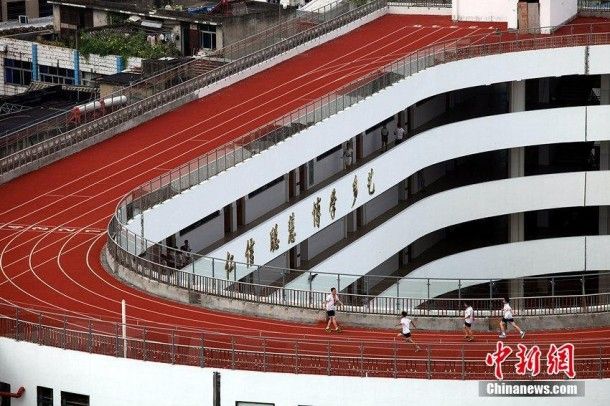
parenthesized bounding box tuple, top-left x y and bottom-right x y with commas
(283, 171, 610, 292)
(126, 45, 610, 245)
(372, 236, 610, 300)
(194, 105, 609, 280)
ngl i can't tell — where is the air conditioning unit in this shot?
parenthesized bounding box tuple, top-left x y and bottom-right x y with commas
(18, 15, 29, 24)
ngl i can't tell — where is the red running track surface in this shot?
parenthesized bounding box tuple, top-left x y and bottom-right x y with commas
(1, 14, 610, 379)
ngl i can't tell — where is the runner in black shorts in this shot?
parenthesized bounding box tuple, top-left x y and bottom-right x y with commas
(499, 297, 525, 339)
(324, 288, 343, 332)
(397, 311, 420, 351)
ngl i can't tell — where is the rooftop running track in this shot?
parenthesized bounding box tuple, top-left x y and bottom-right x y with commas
(1, 14, 610, 379)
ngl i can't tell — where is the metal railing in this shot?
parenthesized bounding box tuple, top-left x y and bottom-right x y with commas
(106, 22, 610, 301)
(0, 0, 387, 172)
(107, 227, 610, 316)
(389, 0, 451, 7)
(1, 303, 609, 379)
(210, 0, 356, 61)
(579, 0, 610, 12)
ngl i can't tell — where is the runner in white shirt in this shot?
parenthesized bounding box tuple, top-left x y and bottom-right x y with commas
(324, 287, 343, 332)
(397, 311, 421, 352)
(499, 297, 525, 339)
(463, 301, 474, 342)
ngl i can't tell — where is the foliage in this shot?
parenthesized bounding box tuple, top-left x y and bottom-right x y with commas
(78, 31, 181, 61)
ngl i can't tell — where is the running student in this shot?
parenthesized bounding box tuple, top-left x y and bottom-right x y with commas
(397, 311, 420, 352)
(324, 288, 343, 332)
(463, 301, 474, 341)
(499, 297, 525, 339)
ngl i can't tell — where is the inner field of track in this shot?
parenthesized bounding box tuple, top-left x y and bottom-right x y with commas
(1, 14, 610, 375)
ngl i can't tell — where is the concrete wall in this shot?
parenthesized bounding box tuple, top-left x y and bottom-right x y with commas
(376, 236, 610, 299)
(452, 0, 514, 23)
(0, 36, 141, 95)
(2, 338, 609, 406)
(245, 178, 286, 224)
(388, 4, 452, 16)
(540, 0, 578, 33)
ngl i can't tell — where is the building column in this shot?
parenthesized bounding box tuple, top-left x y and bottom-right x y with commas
(31, 44, 39, 82)
(599, 75, 610, 293)
(509, 80, 525, 298)
(116, 56, 124, 73)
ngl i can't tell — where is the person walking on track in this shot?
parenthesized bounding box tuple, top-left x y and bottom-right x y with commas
(499, 297, 525, 339)
(325, 287, 343, 332)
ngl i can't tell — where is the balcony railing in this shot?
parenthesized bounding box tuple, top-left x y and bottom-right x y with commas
(107, 221, 610, 316)
(1, 303, 609, 379)
(389, 0, 451, 7)
(578, 0, 610, 12)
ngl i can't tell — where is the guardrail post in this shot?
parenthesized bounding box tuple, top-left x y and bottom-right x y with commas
(88, 320, 93, 353)
(426, 279, 430, 315)
(143, 328, 147, 361)
(427, 345, 432, 379)
(295, 340, 299, 374)
(461, 345, 465, 380)
(231, 337, 236, 369)
(171, 329, 176, 364)
(599, 346, 603, 380)
(263, 338, 267, 372)
(38, 313, 42, 345)
(115, 323, 120, 357)
(360, 343, 364, 377)
(200, 334, 205, 368)
(62, 316, 67, 349)
(327, 341, 331, 375)
(489, 280, 493, 313)
(393, 340, 398, 378)
(14, 307, 19, 341)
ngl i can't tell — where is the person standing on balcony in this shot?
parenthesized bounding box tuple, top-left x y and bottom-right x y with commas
(499, 297, 525, 339)
(324, 287, 343, 332)
(394, 125, 405, 146)
(397, 311, 420, 352)
(463, 301, 474, 342)
(381, 124, 389, 151)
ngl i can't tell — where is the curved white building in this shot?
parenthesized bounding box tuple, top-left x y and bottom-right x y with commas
(1, 1, 610, 405)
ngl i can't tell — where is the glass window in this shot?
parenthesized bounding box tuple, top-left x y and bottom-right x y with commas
(60, 392, 89, 406)
(37, 386, 53, 406)
(4, 58, 32, 86)
(199, 30, 217, 50)
(39, 65, 75, 85)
